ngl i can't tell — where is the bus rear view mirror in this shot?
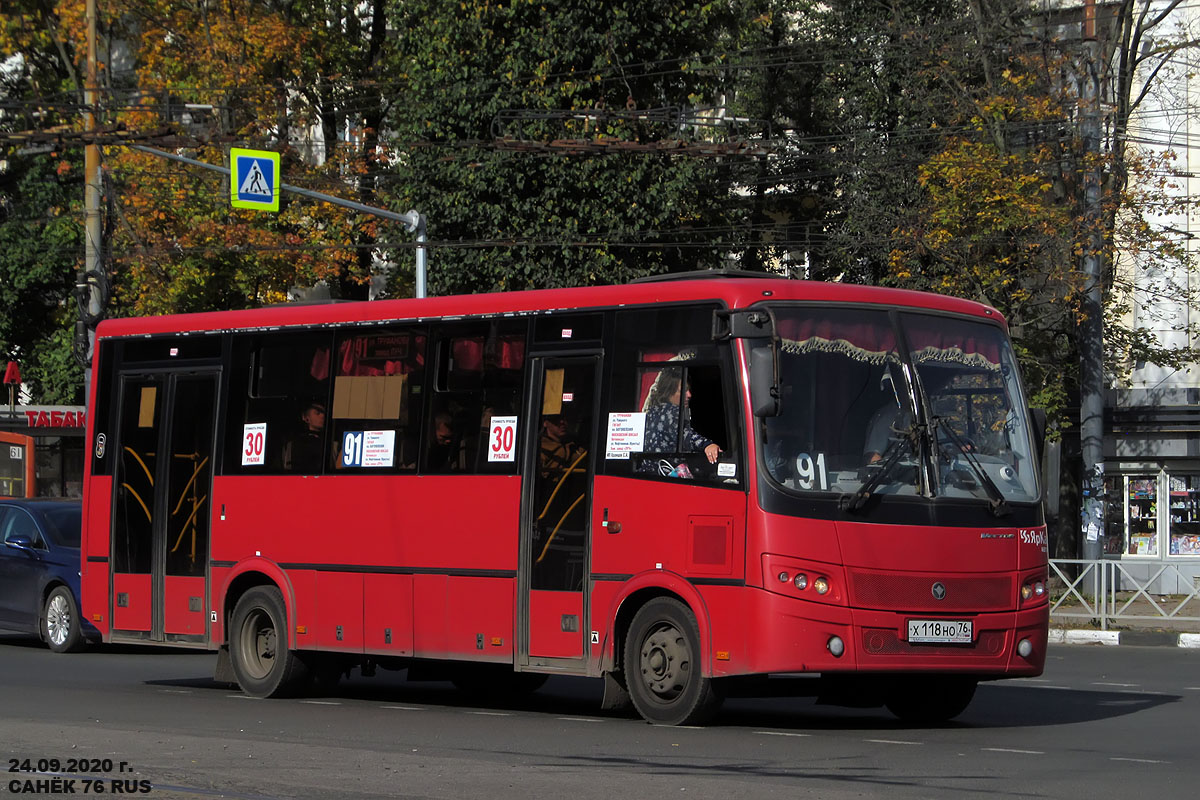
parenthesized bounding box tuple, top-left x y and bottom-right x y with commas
(750, 345, 779, 417)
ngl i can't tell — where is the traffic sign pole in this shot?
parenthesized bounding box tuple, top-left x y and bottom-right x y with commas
(129, 145, 429, 297)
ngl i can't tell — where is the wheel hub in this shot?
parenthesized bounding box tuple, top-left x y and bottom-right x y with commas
(46, 595, 70, 646)
(640, 624, 688, 697)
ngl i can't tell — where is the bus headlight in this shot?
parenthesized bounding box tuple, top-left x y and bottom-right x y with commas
(794, 573, 808, 590)
(814, 577, 830, 595)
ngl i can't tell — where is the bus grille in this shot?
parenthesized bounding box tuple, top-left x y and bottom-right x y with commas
(861, 628, 1006, 656)
(848, 572, 1013, 612)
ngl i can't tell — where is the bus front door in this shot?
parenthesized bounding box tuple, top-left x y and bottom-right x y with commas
(111, 372, 217, 643)
(520, 356, 599, 665)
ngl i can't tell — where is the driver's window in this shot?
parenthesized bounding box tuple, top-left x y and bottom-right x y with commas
(603, 305, 739, 486)
(628, 360, 734, 483)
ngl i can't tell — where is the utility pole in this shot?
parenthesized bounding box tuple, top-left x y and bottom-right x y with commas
(78, 0, 103, 386)
(1079, 0, 1106, 562)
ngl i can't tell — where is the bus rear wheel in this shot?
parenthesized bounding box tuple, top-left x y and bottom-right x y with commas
(624, 598, 721, 726)
(884, 676, 977, 723)
(229, 587, 310, 698)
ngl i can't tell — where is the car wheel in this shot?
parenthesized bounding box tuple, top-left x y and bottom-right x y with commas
(43, 585, 84, 653)
(623, 597, 722, 726)
(229, 586, 310, 698)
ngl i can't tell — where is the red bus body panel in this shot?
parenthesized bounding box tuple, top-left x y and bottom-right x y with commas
(210, 474, 518, 661)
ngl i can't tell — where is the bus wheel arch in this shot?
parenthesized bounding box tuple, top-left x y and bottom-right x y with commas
(608, 579, 713, 678)
(221, 565, 295, 647)
(227, 585, 310, 698)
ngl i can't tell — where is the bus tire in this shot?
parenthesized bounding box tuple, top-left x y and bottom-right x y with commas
(43, 585, 84, 653)
(624, 597, 722, 726)
(229, 587, 310, 698)
(884, 676, 977, 723)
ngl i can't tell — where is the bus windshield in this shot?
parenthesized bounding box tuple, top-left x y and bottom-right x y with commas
(760, 306, 1039, 505)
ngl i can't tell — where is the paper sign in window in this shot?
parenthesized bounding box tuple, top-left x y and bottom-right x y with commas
(606, 412, 645, 459)
(341, 430, 395, 468)
(138, 386, 158, 428)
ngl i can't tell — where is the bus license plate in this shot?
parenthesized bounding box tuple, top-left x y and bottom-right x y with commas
(907, 619, 972, 643)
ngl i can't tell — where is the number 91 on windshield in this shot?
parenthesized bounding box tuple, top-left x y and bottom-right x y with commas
(907, 619, 973, 644)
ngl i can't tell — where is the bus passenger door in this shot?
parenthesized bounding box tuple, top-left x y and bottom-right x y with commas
(519, 356, 599, 665)
(111, 372, 217, 643)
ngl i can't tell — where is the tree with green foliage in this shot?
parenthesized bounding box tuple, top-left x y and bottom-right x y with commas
(382, 0, 745, 296)
(0, 152, 85, 403)
(0, 1, 88, 403)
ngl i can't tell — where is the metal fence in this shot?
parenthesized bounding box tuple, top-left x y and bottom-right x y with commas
(1049, 559, 1200, 631)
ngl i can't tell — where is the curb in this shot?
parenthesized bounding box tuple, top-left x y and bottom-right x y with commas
(1050, 628, 1200, 648)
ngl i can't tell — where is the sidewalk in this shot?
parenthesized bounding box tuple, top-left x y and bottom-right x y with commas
(1050, 592, 1200, 648)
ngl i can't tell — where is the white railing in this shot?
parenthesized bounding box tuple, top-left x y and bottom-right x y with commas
(1049, 559, 1200, 631)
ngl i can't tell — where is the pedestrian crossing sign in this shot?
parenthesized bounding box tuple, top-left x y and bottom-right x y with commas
(230, 148, 280, 211)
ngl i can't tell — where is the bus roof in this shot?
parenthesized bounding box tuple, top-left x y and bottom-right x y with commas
(94, 274, 1005, 339)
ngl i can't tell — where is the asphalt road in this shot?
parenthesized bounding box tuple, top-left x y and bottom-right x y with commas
(1, 635, 1196, 799)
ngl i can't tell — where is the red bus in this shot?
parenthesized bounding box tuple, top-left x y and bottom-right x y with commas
(79, 272, 1048, 725)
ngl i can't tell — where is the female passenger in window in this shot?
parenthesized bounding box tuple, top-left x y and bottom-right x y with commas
(644, 370, 720, 464)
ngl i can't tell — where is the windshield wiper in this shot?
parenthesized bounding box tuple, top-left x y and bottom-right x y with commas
(935, 419, 1011, 517)
(842, 422, 920, 513)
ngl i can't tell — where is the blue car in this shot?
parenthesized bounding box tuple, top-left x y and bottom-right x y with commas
(0, 499, 93, 652)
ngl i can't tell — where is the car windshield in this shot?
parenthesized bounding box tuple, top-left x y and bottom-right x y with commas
(760, 306, 1039, 505)
(39, 505, 82, 548)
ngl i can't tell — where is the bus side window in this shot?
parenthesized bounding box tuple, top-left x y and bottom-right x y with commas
(329, 329, 425, 472)
(224, 333, 333, 475)
(423, 319, 527, 475)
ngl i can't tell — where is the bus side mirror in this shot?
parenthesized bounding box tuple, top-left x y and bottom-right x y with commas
(1029, 408, 1046, 464)
(750, 345, 779, 417)
(1029, 408, 1060, 521)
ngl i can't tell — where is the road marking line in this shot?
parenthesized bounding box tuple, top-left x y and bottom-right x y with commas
(158, 689, 192, 694)
(299, 700, 341, 705)
(1111, 757, 1169, 764)
(1092, 682, 1140, 687)
(983, 747, 1044, 755)
(755, 731, 812, 737)
(226, 694, 261, 700)
(382, 705, 423, 710)
(466, 711, 511, 716)
(865, 739, 921, 745)
(557, 717, 604, 723)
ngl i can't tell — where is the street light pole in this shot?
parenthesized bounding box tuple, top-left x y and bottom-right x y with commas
(79, 0, 103, 386)
(1079, 0, 1106, 562)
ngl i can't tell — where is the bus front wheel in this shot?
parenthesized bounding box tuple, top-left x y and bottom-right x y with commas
(624, 598, 721, 726)
(229, 587, 310, 698)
